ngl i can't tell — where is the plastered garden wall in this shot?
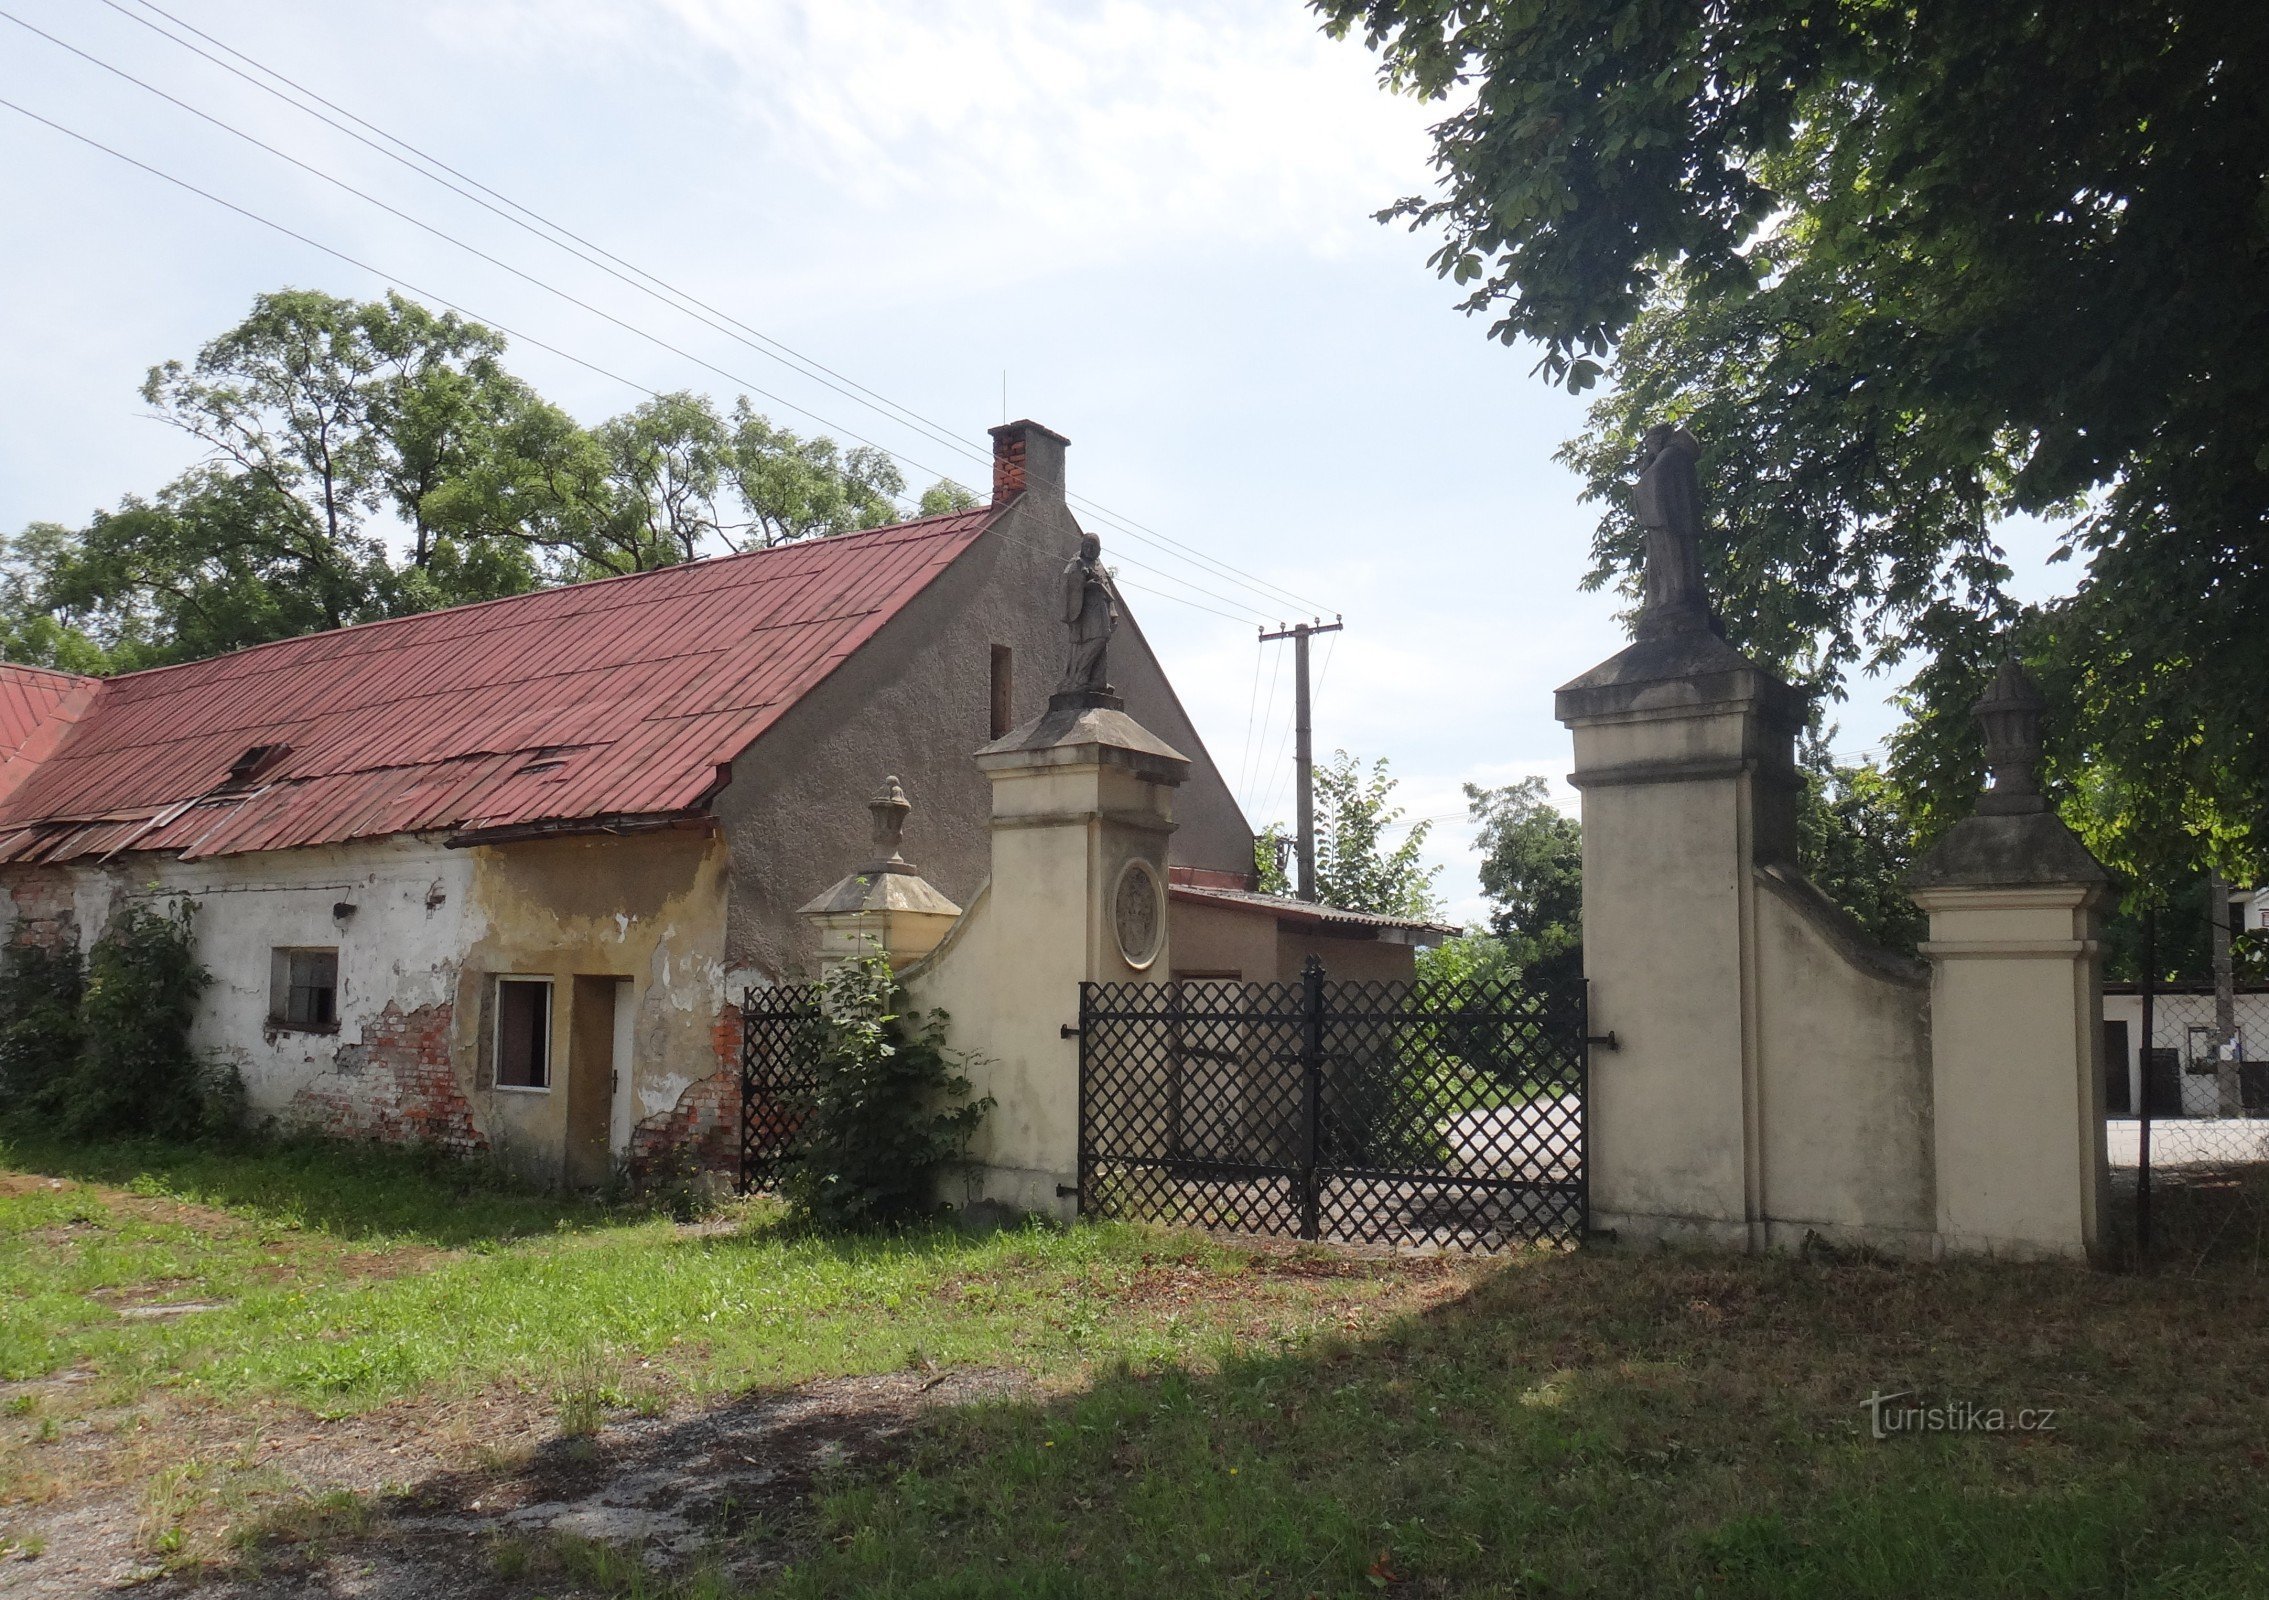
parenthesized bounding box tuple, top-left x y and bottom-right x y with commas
(1558, 632, 1939, 1255)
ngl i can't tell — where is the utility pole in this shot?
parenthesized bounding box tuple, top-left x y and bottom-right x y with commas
(1260, 616, 1343, 902)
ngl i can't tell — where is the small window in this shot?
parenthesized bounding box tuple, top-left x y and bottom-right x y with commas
(269, 948, 338, 1029)
(494, 977, 553, 1090)
(989, 644, 1014, 739)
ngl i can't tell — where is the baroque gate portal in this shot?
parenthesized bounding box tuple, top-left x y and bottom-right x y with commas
(1077, 958, 1591, 1250)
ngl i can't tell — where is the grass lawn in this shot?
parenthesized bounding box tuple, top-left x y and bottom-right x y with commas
(2, 1131, 2266, 1597)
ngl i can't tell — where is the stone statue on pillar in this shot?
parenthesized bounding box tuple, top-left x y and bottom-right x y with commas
(1630, 424, 1720, 640)
(1056, 531, 1120, 703)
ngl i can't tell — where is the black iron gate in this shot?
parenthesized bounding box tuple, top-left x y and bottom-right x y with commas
(1077, 957, 1591, 1250)
(738, 983, 823, 1194)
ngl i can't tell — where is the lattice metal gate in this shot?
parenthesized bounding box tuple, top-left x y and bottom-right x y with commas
(1077, 957, 1591, 1250)
(738, 983, 823, 1194)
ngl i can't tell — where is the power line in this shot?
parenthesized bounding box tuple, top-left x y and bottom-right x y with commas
(0, 94, 1273, 630)
(0, 47, 1287, 629)
(1233, 638, 1264, 810)
(1245, 637, 1285, 817)
(90, 0, 1338, 624)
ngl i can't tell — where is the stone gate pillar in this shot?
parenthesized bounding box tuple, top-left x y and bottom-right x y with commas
(930, 686, 1187, 1217)
(1907, 661, 2112, 1260)
(1556, 629, 1807, 1251)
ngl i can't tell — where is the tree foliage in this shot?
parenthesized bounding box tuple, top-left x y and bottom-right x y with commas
(1462, 777, 1580, 980)
(1794, 745, 1926, 955)
(8, 289, 963, 671)
(1252, 754, 1440, 917)
(1322, 0, 2269, 883)
(779, 949, 991, 1231)
(1308, 751, 1442, 919)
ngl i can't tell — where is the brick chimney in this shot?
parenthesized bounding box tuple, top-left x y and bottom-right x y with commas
(988, 419, 1070, 507)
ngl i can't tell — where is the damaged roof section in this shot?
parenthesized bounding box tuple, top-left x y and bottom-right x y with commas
(0, 508, 998, 865)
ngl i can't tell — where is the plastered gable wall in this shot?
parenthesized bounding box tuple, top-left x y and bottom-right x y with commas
(717, 494, 1253, 984)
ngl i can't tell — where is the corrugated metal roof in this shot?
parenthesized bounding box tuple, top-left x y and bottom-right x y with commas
(1168, 881, 1461, 940)
(0, 664, 98, 813)
(0, 508, 998, 865)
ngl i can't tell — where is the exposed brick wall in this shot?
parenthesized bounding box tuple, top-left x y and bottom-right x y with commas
(991, 429, 1027, 503)
(288, 1000, 487, 1155)
(628, 1068, 741, 1181)
(626, 1002, 747, 1181)
(1, 867, 77, 944)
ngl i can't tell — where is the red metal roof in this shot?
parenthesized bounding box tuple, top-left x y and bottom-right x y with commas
(0, 664, 98, 813)
(0, 508, 998, 864)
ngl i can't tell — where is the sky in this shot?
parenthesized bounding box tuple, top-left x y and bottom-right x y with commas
(0, 0, 2072, 926)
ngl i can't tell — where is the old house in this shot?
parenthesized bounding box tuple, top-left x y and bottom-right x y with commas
(0, 422, 1438, 1184)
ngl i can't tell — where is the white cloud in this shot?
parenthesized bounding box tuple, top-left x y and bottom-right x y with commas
(432, 0, 1434, 294)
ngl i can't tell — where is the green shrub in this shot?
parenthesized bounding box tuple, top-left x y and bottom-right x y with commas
(780, 947, 991, 1231)
(0, 937, 85, 1113)
(0, 898, 239, 1141)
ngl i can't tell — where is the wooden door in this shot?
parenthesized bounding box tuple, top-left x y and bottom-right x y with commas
(566, 976, 619, 1189)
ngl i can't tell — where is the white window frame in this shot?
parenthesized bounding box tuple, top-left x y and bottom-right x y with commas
(493, 975, 554, 1093)
(268, 946, 340, 1032)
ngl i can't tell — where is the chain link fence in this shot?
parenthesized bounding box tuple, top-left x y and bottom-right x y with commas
(2104, 891, 2269, 1268)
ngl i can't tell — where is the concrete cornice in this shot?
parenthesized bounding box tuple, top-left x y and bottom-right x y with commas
(1909, 883, 2108, 911)
(1919, 938, 2102, 959)
(1555, 633, 1808, 730)
(988, 809, 1178, 836)
(1568, 754, 1802, 791)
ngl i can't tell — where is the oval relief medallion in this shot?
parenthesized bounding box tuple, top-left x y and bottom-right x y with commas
(1112, 858, 1164, 971)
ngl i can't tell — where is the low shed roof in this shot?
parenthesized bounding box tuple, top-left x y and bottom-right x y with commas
(1168, 879, 1459, 944)
(0, 508, 997, 864)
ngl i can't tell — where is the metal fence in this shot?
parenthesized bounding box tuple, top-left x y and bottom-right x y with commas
(2105, 902, 2269, 1266)
(1077, 957, 1591, 1252)
(737, 983, 824, 1194)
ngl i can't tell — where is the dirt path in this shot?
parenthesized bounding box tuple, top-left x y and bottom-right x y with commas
(2, 1369, 1027, 1598)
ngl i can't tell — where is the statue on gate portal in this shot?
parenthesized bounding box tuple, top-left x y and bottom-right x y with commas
(1630, 423, 1721, 640)
(1058, 531, 1119, 698)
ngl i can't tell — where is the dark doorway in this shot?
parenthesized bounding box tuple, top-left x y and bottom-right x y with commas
(2143, 1046, 2185, 1118)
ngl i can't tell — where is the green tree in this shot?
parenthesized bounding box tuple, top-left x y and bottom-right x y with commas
(1412, 930, 1515, 991)
(1253, 823, 1293, 895)
(919, 480, 981, 516)
(8, 291, 970, 669)
(1321, 0, 2268, 884)
(1794, 745, 1927, 955)
(1464, 777, 1581, 980)
(728, 401, 906, 547)
(1307, 750, 1442, 919)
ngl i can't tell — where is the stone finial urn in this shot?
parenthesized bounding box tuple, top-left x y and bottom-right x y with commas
(1972, 659, 2049, 816)
(797, 775, 963, 970)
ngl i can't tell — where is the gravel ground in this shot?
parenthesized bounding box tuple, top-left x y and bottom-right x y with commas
(1, 1368, 1028, 1598)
